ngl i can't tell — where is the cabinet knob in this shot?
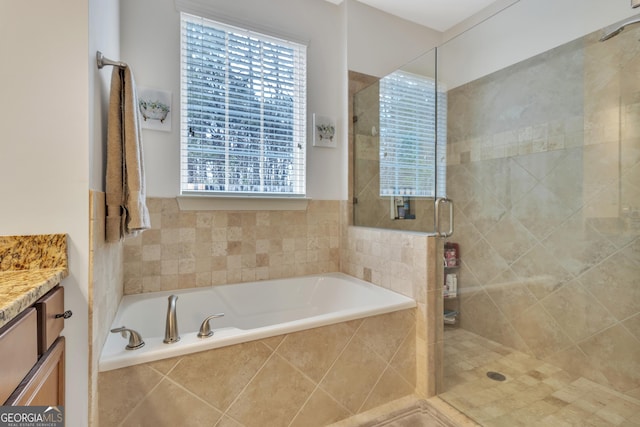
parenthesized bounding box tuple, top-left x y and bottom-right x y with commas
(55, 310, 73, 319)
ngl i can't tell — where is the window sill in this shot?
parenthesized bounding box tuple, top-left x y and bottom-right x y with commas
(176, 195, 310, 211)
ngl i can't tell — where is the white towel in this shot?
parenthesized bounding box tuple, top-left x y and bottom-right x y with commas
(105, 66, 150, 242)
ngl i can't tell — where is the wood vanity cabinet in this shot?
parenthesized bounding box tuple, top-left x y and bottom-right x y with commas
(1, 286, 66, 406)
(0, 308, 38, 403)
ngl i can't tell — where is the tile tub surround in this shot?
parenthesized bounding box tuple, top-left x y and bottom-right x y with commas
(341, 227, 442, 398)
(98, 308, 416, 427)
(122, 198, 340, 294)
(0, 234, 68, 328)
(446, 27, 640, 395)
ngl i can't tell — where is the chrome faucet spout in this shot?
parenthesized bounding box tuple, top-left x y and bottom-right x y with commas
(163, 295, 180, 344)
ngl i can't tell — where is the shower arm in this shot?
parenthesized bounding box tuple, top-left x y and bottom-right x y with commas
(600, 15, 640, 41)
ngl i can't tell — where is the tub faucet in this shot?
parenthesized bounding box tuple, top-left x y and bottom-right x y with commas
(163, 295, 180, 344)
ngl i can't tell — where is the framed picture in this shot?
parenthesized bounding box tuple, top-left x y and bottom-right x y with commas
(312, 114, 337, 148)
(138, 87, 172, 132)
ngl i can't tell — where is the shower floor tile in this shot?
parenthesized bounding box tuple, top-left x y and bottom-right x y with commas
(441, 328, 640, 426)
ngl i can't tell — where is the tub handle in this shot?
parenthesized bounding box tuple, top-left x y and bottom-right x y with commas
(111, 326, 145, 350)
(197, 313, 225, 338)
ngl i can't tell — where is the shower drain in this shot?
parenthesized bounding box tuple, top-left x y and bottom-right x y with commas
(486, 371, 506, 381)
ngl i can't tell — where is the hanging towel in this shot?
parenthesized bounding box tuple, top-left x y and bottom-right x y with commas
(105, 65, 151, 242)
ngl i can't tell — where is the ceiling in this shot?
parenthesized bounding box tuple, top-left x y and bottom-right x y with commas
(324, 0, 502, 32)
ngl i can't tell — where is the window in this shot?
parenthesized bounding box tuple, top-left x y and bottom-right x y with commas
(379, 70, 446, 198)
(180, 13, 307, 196)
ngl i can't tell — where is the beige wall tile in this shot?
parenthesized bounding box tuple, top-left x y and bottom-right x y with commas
(355, 309, 414, 362)
(320, 336, 388, 413)
(390, 326, 417, 387)
(484, 214, 537, 265)
(123, 379, 222, 426)
(485, 269, 538, 321)
(578, 324, 640, 393)
(167, 341, 272, 411)
(124, 199, 341, 295)
(290, 388, 351, 427)
(98, 364, 163, 426)
(542, 280, 617, 342)
(226, 355, 316, 427)
(511, 304, 571, 359)
(360, 366, 415, 413)
(579, 253, 640, 321)
(510, 244, 573, 300)
(276, 322, 355, 383)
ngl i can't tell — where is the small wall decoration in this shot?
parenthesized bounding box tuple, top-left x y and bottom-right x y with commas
(312, 114, 337, 148)
(138, 87, 172, 132)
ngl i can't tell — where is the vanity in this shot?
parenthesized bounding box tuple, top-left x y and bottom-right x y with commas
(0, 234, 69, 406)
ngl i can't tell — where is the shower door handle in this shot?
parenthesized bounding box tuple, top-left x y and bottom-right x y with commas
(435, 198, 454, 238)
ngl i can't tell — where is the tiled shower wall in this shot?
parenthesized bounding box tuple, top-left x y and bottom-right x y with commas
(446, 29, 640, 398)
(122, 198, 340, 294)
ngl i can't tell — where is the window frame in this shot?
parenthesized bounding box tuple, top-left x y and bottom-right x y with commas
(179, 13, 307, 198)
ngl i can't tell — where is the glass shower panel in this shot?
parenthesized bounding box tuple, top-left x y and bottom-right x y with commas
(437, 6, 640, 426)
(353, 48, 442, 233)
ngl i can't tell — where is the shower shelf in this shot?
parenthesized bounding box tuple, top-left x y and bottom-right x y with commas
(444, 242, 460, 326)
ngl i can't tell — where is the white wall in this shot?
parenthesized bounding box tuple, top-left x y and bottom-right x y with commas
(90, 0, 121, 425)
(346, 0, 442, 78)
(440, 0, 640, 89)
(92, 1, 120, 191)
(0, 1, 90, 425)
(121, 0, 348, 200)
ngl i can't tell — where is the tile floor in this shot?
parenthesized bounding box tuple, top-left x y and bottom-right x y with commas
(440, 328, 640, 426)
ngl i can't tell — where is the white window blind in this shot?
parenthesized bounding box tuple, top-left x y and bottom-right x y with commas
(379, 70, 447, 198)
(180, 13, 307, 196)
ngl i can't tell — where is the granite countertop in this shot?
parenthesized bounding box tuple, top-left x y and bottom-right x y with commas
(0, 234, 68, 329)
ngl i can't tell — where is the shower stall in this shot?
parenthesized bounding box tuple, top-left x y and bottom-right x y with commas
(352, 1, 640, 425)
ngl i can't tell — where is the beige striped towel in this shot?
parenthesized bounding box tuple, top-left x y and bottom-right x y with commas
(105, 65, 150, 242)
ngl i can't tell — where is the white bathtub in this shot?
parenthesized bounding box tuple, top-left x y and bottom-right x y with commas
(99, 272, 415, 372)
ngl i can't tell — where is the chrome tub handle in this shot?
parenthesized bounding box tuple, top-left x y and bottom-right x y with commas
(197, 313, 225, 338)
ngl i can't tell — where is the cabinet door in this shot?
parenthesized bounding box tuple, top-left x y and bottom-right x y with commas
(35, 286, 65, 355)
(0, 308, 38, 404)
(5, 336, 65, 406)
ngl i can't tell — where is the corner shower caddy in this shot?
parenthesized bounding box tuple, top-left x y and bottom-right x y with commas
(443, 242, 460, 325)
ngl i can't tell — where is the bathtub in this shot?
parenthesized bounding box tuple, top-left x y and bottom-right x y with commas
(99, 272, 416, 372)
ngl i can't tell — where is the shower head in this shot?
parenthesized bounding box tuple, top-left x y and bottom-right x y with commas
(600, 15, 640, 41)
(600, 26, 625, 42)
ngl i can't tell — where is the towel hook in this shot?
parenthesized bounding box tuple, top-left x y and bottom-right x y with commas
(96, 51, 127, 69)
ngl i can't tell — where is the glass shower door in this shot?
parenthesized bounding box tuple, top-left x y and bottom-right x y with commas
(437, 4, 640, 426)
